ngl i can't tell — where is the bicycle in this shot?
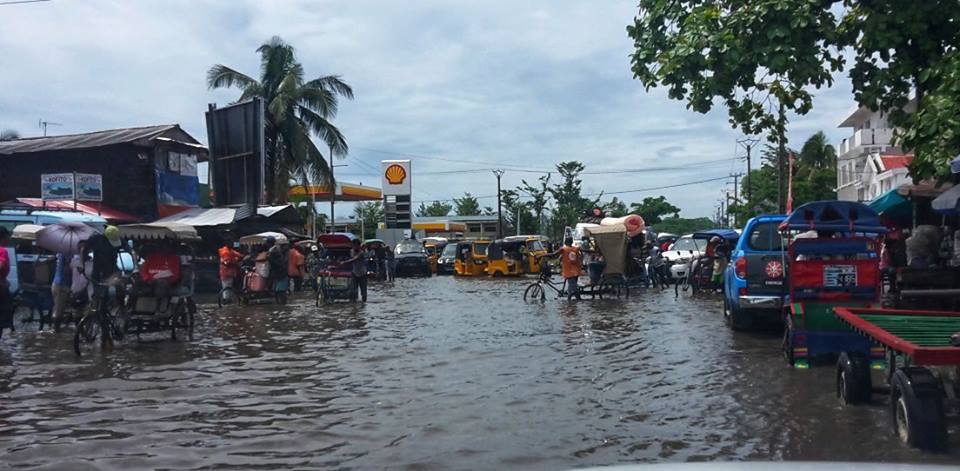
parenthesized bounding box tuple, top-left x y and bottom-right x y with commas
(74, 281, 125, 356)
(523, 263, 569, 302)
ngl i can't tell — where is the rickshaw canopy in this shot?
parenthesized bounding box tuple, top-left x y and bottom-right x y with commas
(585, 224, 628, 275)
(317, 232, 358, 249)
(119, 222, 200, 241)
(692, 228, 739, 242)
(779, 201, 887, 234)
(12, 224, 44, 241)
(239, 231, 289, 246)
(362, 238, 386, 247)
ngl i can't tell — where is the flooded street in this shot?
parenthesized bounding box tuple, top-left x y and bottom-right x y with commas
(2, 277, 958, 469)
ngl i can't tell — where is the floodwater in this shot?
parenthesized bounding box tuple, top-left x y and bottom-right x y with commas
(1, 277, 958, 470)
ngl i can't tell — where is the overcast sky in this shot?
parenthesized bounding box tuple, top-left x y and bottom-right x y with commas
(0, 0, 859, 218)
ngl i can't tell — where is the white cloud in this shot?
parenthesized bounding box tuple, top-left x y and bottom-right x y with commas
(0, 0, 858, 219)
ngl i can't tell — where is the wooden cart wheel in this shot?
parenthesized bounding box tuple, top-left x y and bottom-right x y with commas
(837, 352, 872, 405)
(890, 367, 947, 451)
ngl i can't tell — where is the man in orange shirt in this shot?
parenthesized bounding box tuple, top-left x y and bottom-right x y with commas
(287, 244, 306, 291)
(546, 236, 583, 300)
(219, 243, 243, 291)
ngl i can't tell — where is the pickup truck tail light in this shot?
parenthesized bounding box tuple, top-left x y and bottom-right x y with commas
(735, 257, 747, 279)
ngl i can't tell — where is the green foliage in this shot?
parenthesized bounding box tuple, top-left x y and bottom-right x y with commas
(628, 0, 960, 182)
(353, 201, 383, 240)
(629, 195, 680, 225)
(207, 36, 353, 202)
(453, 193, 481, 216)
(547, 161, 601, 237)
(628, 0, 842, 137)
(416, 200, 452, 217)
(603, 197, 629, 218)
(728, 132, 837, 224)
(654, 217, 715, 235)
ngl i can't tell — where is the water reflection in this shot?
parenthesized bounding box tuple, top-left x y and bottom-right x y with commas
(1, 277, 956, 469)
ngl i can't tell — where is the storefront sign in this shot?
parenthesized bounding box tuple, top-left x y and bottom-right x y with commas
(41, 173, 75, 200)
(75, 173, 103, 201)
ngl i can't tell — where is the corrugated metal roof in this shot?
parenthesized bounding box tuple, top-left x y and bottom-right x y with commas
(156, 207, 237, 227)
(0, 124, 189, 155)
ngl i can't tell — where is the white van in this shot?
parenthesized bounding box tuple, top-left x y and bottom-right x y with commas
(0, 208, 107, 233)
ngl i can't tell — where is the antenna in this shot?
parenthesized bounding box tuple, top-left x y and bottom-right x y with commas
(38, 119, 62, 136)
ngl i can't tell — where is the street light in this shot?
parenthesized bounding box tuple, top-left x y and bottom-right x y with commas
(493, 169, 504, 238)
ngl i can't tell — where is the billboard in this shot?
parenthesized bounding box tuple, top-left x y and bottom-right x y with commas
(75, 173, 103, 201)
(205, 97, 266, 206)
(381, 160, 411, 196)
(41, 173, 74, 200)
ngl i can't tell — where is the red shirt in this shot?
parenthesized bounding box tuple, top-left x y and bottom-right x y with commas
(219, 246, 242, 280)
(141, 252, 181, 283)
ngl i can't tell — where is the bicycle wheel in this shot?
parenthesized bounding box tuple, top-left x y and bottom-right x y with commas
(523, 283, 546, 302)
(73, 312, 99, 356)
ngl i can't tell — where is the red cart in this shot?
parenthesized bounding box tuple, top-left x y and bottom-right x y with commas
(835, 306, 960, 451)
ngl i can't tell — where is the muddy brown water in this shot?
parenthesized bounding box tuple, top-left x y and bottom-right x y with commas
(1, 277, 958, 469)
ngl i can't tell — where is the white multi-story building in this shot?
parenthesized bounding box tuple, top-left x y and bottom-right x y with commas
(836, 102, 915, 202)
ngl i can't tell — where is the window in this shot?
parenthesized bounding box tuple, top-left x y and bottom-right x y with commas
(747, 222, 783, 251)
(159, 150, 198, 176)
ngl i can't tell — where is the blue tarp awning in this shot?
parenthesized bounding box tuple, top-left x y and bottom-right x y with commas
(779, 200, 887, 233)
(692, 228, 739, 241)
(868, 188, 912, 224)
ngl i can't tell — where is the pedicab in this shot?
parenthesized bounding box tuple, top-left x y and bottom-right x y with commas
(579, 224, 630, 298)
(238, 231, 289, 305)
(831, 307, 960, 451)
(779, 201, 887, 369)
(486, 239, 525, 277)
(454, 240, 489, 276)
(674, 229, 739, 296)
(10, 224, 56, 330)
(73, 222, 198, 356)
(316, 232, 359, 304)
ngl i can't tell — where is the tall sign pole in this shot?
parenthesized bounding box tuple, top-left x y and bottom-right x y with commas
(492, 169, 504, 239)
(329, 144, 335, 233)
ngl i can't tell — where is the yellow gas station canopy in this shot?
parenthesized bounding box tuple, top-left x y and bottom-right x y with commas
(412, 221, 468, 233)
(289, 182, 382, 201)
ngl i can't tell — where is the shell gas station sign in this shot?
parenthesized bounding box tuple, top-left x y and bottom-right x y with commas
(381, 160, 411, 196)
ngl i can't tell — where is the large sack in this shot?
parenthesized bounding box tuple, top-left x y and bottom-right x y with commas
(600, 214, 645, 237)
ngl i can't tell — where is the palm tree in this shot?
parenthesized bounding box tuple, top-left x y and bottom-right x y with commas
(798, 131, 837, 171)
(207, 36, 353, 203)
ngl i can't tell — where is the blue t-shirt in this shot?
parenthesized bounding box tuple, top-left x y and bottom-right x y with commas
(53, 253, 72, 287)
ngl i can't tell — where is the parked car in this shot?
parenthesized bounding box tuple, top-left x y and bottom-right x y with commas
(394, 239, 431, 277)
(436, 243, 457, 275)
(722, 214, 787, 330)
(663, 234, 705, 280)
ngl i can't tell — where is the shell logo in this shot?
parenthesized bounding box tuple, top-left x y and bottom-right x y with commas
(384, 164, 407, 185)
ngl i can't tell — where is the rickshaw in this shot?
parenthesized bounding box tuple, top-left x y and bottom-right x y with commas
(581, 225, 630, 298)
(423, 238, 448, 274)
(486, 239, 525, 277)
(10, 224, 56, 330)
(503, 235, 548, 273)
(363, 239, 389, 280)
(834, 306, 960, 451)
(73, 222, 198, 356)
(779, 201, 887, 369)
(454, 240, 489, 276)
(316, 232, 358, 304)
(674, 229, 739, 296)
(237, 231, 290, 305)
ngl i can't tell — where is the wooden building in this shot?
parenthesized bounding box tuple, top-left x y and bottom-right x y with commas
(0, 125, 207, 221)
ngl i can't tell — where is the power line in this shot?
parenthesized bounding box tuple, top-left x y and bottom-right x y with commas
(0, 0, 51, 5)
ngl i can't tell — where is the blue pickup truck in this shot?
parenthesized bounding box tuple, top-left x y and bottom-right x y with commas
(722, 214, 787, 330)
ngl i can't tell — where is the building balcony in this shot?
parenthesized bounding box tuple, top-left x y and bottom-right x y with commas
(838, 128, 896, 158)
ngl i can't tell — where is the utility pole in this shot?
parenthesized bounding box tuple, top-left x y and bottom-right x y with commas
(493, 169, 504, 238)
(777, 102, 787, 213)
(737, 137, 759, 204)
(329, 144, 335, 233)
